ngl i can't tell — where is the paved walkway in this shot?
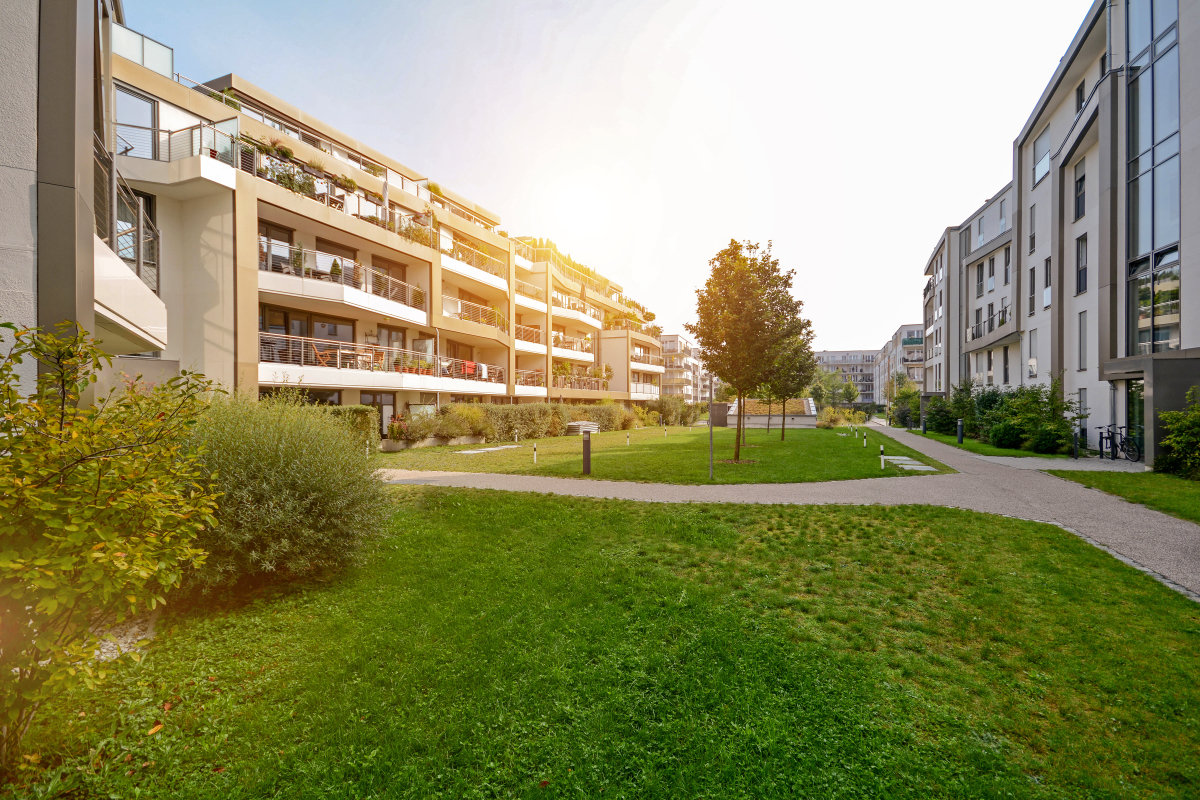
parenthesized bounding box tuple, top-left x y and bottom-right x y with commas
(380, 427, 1199, 599)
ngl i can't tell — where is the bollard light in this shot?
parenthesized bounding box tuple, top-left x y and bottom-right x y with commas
(880, 444, 884, 470)
(627, 432, 630, 446)
(957, 418, 964, 444)
(583, 431, 591, 475)
(533, 442, 537, 464)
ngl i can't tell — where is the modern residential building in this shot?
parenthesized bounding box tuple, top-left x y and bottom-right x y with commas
(875, 325, 925, 408)
(3, 2, 666, 435)
(659, 333, 702, 403)
(815, 350, 877, 405)
(918, 0, 1199, 465)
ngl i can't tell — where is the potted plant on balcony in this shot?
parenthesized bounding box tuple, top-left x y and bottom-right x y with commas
(330, 259, 342, 279)
(427, 181, 444, 197)
(333, 174, 357, 193)
(291, 248, 306, 277)
(269, 138, 294, 161)
(362, 162, 385, 178)
(303, 157, 326, 177)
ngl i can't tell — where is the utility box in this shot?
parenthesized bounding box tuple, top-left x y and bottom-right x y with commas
(710, 402, 730, 427)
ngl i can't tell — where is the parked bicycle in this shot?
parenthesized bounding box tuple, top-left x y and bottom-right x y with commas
(1096, 424, 1141, 462)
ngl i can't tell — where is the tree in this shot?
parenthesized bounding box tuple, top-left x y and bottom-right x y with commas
(811, 370, 843, 409)
(840, 379, 859, 406)
(685, 240, 805, 462)
(0, 322, 217, 769)
(763, 333, 817, 441)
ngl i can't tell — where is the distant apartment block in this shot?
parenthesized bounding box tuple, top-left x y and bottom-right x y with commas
(875, 325, 924, 406)
(918, 0, 1199, 465)
(815, 350, 877, 405)
(659, 334, 704, 402)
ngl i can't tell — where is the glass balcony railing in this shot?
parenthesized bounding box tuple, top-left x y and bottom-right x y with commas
(515, 369, 546, 387)
(551, 333, 593, 354)
(259, 332, 505, 383)
(258, 239, 425, 311)
(515, 279, 545, 302)
(442, 238, 508, 282)
(442, 295, 508, 334)
(630, 351, 664, 366)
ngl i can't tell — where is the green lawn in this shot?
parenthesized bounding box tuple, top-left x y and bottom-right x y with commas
(15, 490, 1199, 798)
(1047, 469, 1200, 525)
(900, 428, 1072, 459)
(375, 425, 951, 484)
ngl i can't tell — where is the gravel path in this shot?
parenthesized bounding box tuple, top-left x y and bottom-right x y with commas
(380, 426, 1199, 599)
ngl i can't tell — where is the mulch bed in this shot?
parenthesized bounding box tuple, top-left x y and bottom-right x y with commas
(719, 459, 758, 464)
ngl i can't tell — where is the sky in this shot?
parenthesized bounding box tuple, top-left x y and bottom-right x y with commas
(127, 0, 1096, 351)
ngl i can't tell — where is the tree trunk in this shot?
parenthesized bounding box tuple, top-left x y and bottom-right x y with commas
(734, 391, 742, 462)
(767, 399, 772, 430)
(781, 399, 787, 441)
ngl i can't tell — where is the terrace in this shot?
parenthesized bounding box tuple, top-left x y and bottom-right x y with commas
(515, 279, 546, 303)
(441, 236, 508, 284)
(94, 135, 160, 294)
(258, 332, 505, 384)
(630, 351, 665, 367)
(442, 295, 508, 334)
(258, 239, 425, 311)
(515, 324, 547, 345)
(552, 332, 593, 355)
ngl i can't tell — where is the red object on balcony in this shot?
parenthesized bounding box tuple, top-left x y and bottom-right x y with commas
(464, 361, 476, 375)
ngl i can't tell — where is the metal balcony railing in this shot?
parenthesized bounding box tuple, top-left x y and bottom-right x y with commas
(259, 332, 505, 383)
(630, 351, 664, 366)
(551, 332, 593, 354)
(114, 123, 436, 250)
(515, 324, 546, 344)
(442, 238, 508, 281)
(512, 238, 534, 262)
(515, 279, 545, 302)
(630, 382, 661, 395)
(515, 369, 546, 387)
(551, 292, 601, 321)
(93, 135, 159, 294)
(552, 374, 606, 391)
(442, 295, 508, 334)
(258, 239, 425, 311)
(604, 318, 647, 334)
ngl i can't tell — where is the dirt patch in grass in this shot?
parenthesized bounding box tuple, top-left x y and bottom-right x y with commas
(720, 459, 758, 464)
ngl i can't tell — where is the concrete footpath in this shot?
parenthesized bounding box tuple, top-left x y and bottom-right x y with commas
(380, 426, 1200, 600)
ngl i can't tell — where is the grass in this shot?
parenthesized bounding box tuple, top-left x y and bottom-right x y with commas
(901, 428, 1072, 459)
(1047, 469, 1200, 525)
(13, 490, 1200, 798)
(375, 425, 952, 484)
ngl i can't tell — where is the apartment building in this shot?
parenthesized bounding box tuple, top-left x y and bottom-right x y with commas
(659, 333, 703, 402)
(3, 2, 666, 434)
(815, 350, 877, 405)
(875, 325, 925, 407)
(919, 0, 1199, 465)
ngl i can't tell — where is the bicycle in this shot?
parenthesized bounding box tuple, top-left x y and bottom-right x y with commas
(1096, 424, 1141, 462)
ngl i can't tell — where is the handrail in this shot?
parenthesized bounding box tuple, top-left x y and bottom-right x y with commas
(515, 279, 546, 302)
(551, 332, 593, 353)
(604, 318, 646, 334)
(93, 134, 159, 294)
(258, 332, 505, 383)
(442, 238, 508, 281)
(512, 238, 534, 262)
(552, 374, 607, 391)
(115, 122, 437, 250)
(630, 351, 664, 366)
(258, 239, 425, 311)
(515, 369, 546, 387)
(631, 382, 661, 395)
(515, 324, 546, 344)
(429, 192, 494, 232)
(551, 292, 602, 321)
(442, 295, 508, 333)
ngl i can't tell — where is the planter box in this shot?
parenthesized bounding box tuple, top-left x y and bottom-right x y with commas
(380, 435, 485, 451)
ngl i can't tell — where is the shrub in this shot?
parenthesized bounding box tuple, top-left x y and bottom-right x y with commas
(817, 406, 863, 428)
(478, 403, 571, 441)
(1029, 424, 1066, 454)
(0, 323, 217, 765)
(325, 404, 381, 452)
(189, 391, 390, 588)
(989, 420, 1023, 449)
(571, 403, 634, 432)
(924, 396, 956, 435)
(1157, 387, 1200, 479)
(392, 411, 437, 442)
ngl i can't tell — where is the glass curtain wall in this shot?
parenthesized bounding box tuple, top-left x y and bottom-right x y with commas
(1127, 0, 1181, 355)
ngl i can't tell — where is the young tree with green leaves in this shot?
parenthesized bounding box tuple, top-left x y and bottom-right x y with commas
(763, 332, 817, 440)
(685, 240, 805, 462)
(840, 379, 860, 406)
(0, 322, 218, 770)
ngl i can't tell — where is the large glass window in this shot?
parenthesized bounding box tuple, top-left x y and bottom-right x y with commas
(1076, 234, 1088, 294)
(115, 87, 157, 159)
(1033, 129, 1051, 185)
(1128, 379, 1145, 454)
(1074, 159, 1086, 220)
(1127, 0, 1179, 353)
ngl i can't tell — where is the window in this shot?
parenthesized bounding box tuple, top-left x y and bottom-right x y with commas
(1076, 234, 1088, 294)
(987, 257, 995, 292)
(1004, 246, 1011, 284)
(1044, 258, 1052, 307)
(1076, 80, 1086, 113)
(1079, 310, 1088, 370)
(1028, 267, 1036, 315)
(1028, 329, 1038, 378)
(258, 220, 294, 273)
(976, 264, 984, 297)
(977, 217, 985, 248)
(1127, 0, 1180, 353)
(999, 199, 1008, 232)
(1033, 128, 1051, 184)
(986, 350, 994, 385)
(115, 86, 158, 159)
(1003, 346, 1010, 384)
(1029, 204, 1037, 252)
(1074, 159, 1086, 219)
(987, 302, 994, 332)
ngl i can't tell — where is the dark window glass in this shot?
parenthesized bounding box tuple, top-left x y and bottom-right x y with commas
(1129, 172, 1153, 257)
(1076, 81, 1086, 112)
(1154, 47, 1179, 142)
(1076, 235, 1088, 294)
(1129, 68, 1153, 157)
(1153, 155, 1180, 247)
(1129, 0, 1152, 56)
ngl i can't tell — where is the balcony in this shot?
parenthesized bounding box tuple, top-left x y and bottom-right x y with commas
(95, 136, 160, 294)
(115, 123, 436, 250)
(259, 239, 425, 312)
(630, 351, 664, 367)
(515, 369, 546, 387)
(552, 374, 607, 391)
(515, 324, 547, 345)
(259, 332, 506, 388)
(551, 292, 602, 327)
(442, 295, 508, 335)
(515, 279, 546, 303)
(441, 238, 508, 285)
(901, 337, 923, 347)
(965, 307, 1011, 344)
(552, 332, 593, 355)
(631, 382, 660, 397)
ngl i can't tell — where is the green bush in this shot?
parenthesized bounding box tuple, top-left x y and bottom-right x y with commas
(392, 411, 437, 442)
(1029, 425, 1066, 454)
(325, 405, 381, 451)
(478, 403, 571, 441)
(1157, 387, 1200, 479)
(189, 392, 390, 588)
(988, 420, 1023, 449)
(924, 396, 956, 435)
(0, 323, 217, 765)
(570, 403, 636, 432)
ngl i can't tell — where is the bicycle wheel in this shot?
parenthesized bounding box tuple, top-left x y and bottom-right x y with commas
(1123, 437, 1141, 462)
